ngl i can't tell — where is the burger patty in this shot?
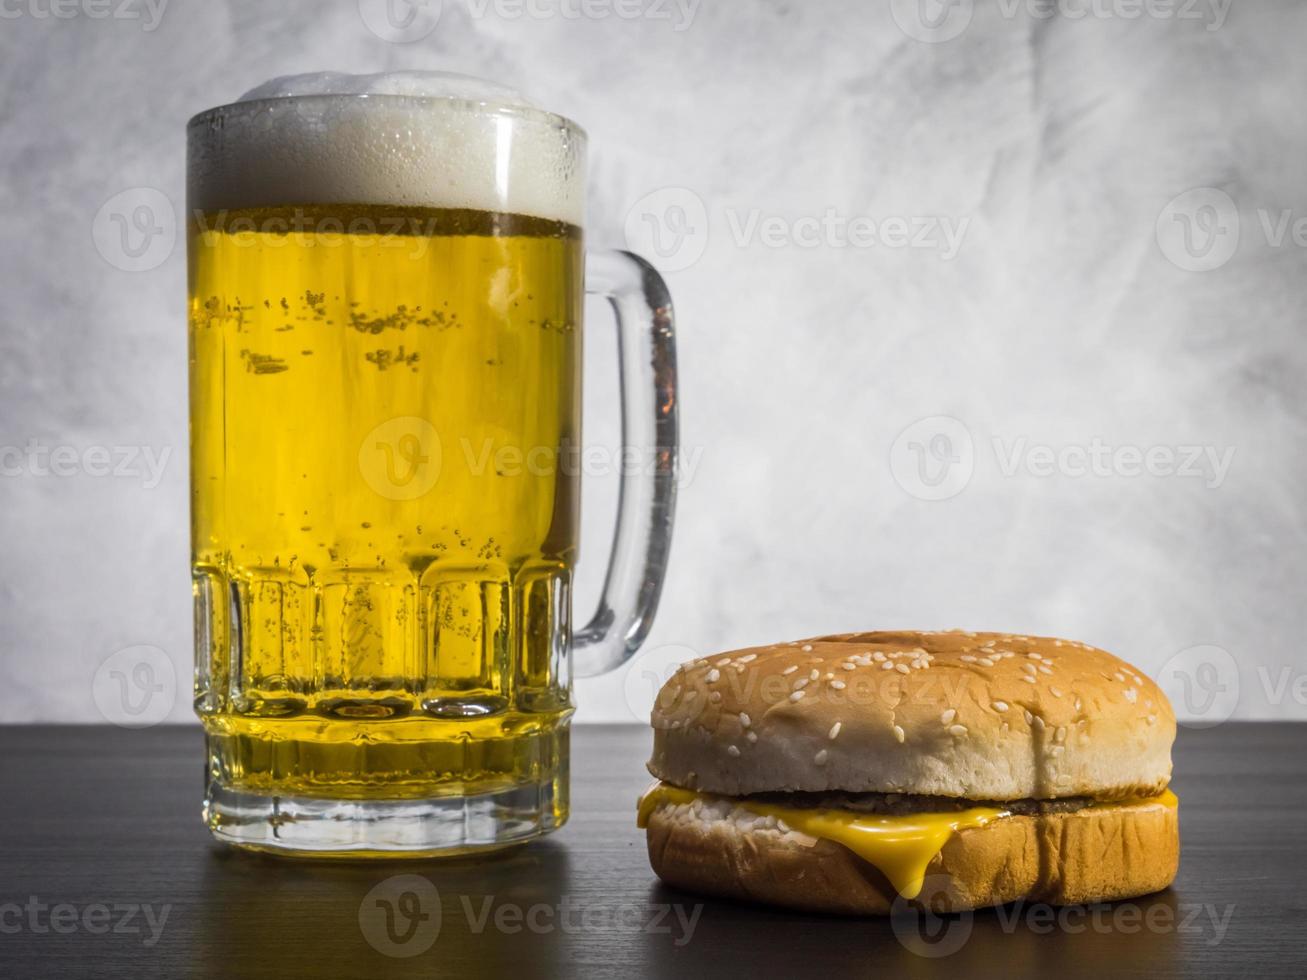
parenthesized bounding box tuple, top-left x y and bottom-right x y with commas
(743, 789, 1095, 816)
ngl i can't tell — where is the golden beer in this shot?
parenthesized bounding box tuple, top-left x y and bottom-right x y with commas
(189, 74, 677, 855)
(191, 204, 580, 813)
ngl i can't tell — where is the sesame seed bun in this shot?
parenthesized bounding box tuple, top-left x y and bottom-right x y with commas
(648, 631, 1175, 801)
(643, 790, 1180, 914)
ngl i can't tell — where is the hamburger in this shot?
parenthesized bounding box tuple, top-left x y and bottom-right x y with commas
(638, 630, 1178, 914)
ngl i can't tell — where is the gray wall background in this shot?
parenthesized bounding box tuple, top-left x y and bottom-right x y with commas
(1, 0, 1303, 725)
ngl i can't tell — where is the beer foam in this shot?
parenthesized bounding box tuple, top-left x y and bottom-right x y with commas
(188, 72, 584, 225)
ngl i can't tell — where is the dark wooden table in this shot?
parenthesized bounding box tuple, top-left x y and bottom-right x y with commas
(0, 723, 1302, 979)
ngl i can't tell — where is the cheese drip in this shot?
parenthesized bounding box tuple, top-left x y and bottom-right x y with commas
(637, 783, 1178, 901)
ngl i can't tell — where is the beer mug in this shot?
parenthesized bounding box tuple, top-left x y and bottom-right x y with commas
(187, 73, 678, 855)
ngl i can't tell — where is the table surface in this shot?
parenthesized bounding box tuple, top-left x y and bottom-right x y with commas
(0, 723, 1302, 979)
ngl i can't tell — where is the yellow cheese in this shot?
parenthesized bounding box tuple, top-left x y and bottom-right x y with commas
(637, 783, 1178, 901)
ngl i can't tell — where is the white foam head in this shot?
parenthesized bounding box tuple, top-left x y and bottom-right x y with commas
(188, 71, 585, 225)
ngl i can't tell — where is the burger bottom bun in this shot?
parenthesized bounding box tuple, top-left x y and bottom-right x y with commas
(644, 795, 1179, 914)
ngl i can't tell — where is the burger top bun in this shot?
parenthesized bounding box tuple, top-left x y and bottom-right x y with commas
(647, 630, 1175, 802)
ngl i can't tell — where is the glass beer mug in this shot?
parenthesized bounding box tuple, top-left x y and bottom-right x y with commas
(187, 73, 677, 855)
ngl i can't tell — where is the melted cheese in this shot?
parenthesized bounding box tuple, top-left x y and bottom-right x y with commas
(637, 783, 1178, 901)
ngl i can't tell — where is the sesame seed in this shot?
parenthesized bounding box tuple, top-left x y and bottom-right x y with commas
(949, 724, 968, 737)
(1114, 672, 1125, 682)
(781, 665, 797, 675)
(709, 691, 721, 702)
(726, 745, 740, 757)
(814, 749, 829, 765)
(707, 669, 720, 683)
(941, 708, 957, 725)
(895, 663, 910, 675)
(830, 680, 846, 690)
(829, 722, 842, 739)
(789, 690, 805, 703)
(801, 644, 813, 652)
(882, 662, 895, 671)
(1038, 665, 1053, 675)
(1020, 675, 1036, 684)
(1123, 688, 1137, 704)
(1023, 709, 1034, 724)
(1033, 716, 1045, 730)
(1055, 726, 1067, 743)
(978, 658, 995, 667)
(1074, 697, 1083, 711)
(992, 700, 1009, 712)
(794, 677, 810, 690)
(1147, 714, 1157, 725)
(737, 653, 757, 663)
(739, 712, 751, 728)
(1022, 663, 1037, 675)
(841, 662, 856, 671)
(893, 725, 905, 743)
(1049, 687, 1064, 698)
(960, 655, 977, 663)
(746, 731, 758, 742)
(873, 652, 887, 662)
(716, 657, 732, 667)
(809, 668, 820, 681)
(1027, 652, 1043, 660)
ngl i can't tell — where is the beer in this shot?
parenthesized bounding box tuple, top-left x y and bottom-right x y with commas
(190, 205, 581, 813)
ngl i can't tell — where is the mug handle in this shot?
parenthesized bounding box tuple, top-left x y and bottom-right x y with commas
(572, 250, 679, 677)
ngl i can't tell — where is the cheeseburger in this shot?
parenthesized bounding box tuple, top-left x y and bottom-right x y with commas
(638, 630, 1178, 914)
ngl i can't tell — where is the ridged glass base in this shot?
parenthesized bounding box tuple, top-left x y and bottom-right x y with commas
(204, 773, 566, 858)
